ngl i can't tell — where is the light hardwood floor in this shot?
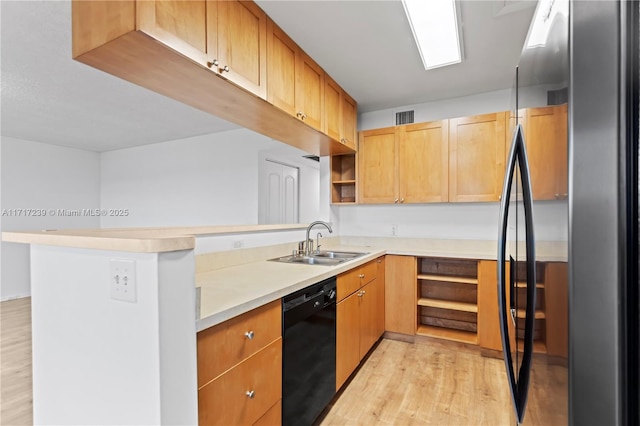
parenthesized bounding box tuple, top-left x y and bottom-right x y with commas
(1, 298, 33, 425)
(0, 299, 566, 426)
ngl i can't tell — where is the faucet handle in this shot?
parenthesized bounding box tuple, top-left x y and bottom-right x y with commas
(316, 232, 323, 253)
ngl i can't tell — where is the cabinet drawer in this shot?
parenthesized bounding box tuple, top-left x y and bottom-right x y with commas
(337, 260, 378, 301)
(197, 300, 281, 387)
(198, 338, 282, 426)
(253, 400, 281, 426)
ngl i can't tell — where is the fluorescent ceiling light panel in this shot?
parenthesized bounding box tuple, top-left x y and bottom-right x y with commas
(402, 0, 462, 70)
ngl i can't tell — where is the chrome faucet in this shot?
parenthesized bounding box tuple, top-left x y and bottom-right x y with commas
(305, 221, 333, 255)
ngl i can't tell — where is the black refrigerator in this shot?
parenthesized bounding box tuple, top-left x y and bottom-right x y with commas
(497, 1, 639, 425)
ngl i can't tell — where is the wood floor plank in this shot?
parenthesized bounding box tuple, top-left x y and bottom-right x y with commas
(1, 298, 33, 426)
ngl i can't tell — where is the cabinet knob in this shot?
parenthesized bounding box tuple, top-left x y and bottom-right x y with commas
(377, 259, 382, 263)
(357, 291, 364, 297)
(555, 193, 568, 199)
(244, 330, 254, 340)
(359, 274, 365, 279)
(207, 59, 219, 68)
(400, 198, 405, 203)
(394, 198, 399, 204)
(220, 65, 230, 73)
(246, 390, 255, 399)
(297, 112, 304, 119)
(361, 290, 366, 295)
(498, 195, 502, 201)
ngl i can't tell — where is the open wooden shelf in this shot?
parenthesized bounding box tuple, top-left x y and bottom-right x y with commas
(418, 274, 478, 285)
(517, 339, 547, 354)
(418, 298, 478, 313)
(516, 309, 546, 319)
(417, 325, 478, 345)
(331, 154, 357, 204)
(516, 281, 545, 289)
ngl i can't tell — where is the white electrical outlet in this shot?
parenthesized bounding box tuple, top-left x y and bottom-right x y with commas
(391, 224, 398, 237)
(109, 259, 137, 303)
(233, 240, 244, 249)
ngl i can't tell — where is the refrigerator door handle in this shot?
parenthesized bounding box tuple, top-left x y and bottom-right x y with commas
(497, 124, 537, 424)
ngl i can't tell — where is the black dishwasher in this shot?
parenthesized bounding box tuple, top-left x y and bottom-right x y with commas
(282, 277, 337, 426)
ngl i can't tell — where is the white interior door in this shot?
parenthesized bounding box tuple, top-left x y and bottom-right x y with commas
(261, 160, 299, 224)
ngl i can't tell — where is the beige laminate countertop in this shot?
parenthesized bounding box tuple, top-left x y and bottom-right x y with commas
(195, 238, 567, 332)
(1, 224, 307, 253)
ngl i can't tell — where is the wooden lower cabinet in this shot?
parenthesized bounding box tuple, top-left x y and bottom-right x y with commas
(477, 260, 568, 358)
(198, 338, 282, 426)
(197, 301, 282, 425)
(336, 291, 361, 390)
(336, 257, 385, 391)
(253, 400, 282, 426)
(384, 255, 417, 335)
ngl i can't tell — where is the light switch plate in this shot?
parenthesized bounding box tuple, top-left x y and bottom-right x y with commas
(109, 259, 137, 303)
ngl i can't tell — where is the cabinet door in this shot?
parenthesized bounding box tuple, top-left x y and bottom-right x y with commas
(524, 105, 568, 200)
(198, 338, 282, 426)
(384, 255, 416, 335)
(324, 75, 342, 141)
(295, 51, 324, 131)
(449, 112, 507, 202)
(398, 120, 449, 203)
(477, 260, 502, 351)
(358, 127, 397, 204)
(375, 257, 386, 339)
(137, 0, 209, 65)
(341, 91, 358, 150)
(217, 0, 267, 98)
(266, 19, 296, 116)
(336, 293, 361, 391)
(544, 262, 568, 358)
(359, 277, 384, 359)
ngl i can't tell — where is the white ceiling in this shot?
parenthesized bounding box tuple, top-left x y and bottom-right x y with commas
(0, 0, 536, 153)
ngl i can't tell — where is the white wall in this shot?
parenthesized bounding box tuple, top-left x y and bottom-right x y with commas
(334, 201, 568, 241)
(358, 89, 512, 130)
(101, 128, 323, 228)
(1, 137, 101, 300)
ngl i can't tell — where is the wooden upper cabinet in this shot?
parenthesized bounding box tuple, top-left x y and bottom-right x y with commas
(266, 19, 297, 116)
(341, 91, 357, 150)
(359, 121, 449, 204)
(295, 51, 324, 131)
(398, 121, 449, 203)
(325, 75, 358, 150)
(324, 75, 342, 141)
(138, 0, 267, 98)
(137, 0, 209, 65)
(449, 112, 507, 202)
(358, 128, 397, 204)
(216, 0, 267, 98)
(523, 104, 568, 200)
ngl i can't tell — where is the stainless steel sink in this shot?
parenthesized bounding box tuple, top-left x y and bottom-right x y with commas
(311, 251, 366, 259)
(269, 251, 367, 266)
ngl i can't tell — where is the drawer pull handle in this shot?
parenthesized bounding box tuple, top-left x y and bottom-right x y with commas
(244, 331, 254, 340)
(246, 390, 255, 399)
(359, 274, 365, 278)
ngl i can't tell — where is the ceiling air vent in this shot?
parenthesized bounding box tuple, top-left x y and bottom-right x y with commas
(396, 110, 415, 125)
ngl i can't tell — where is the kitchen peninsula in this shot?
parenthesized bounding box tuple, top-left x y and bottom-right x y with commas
(2, 225, 567, 425)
